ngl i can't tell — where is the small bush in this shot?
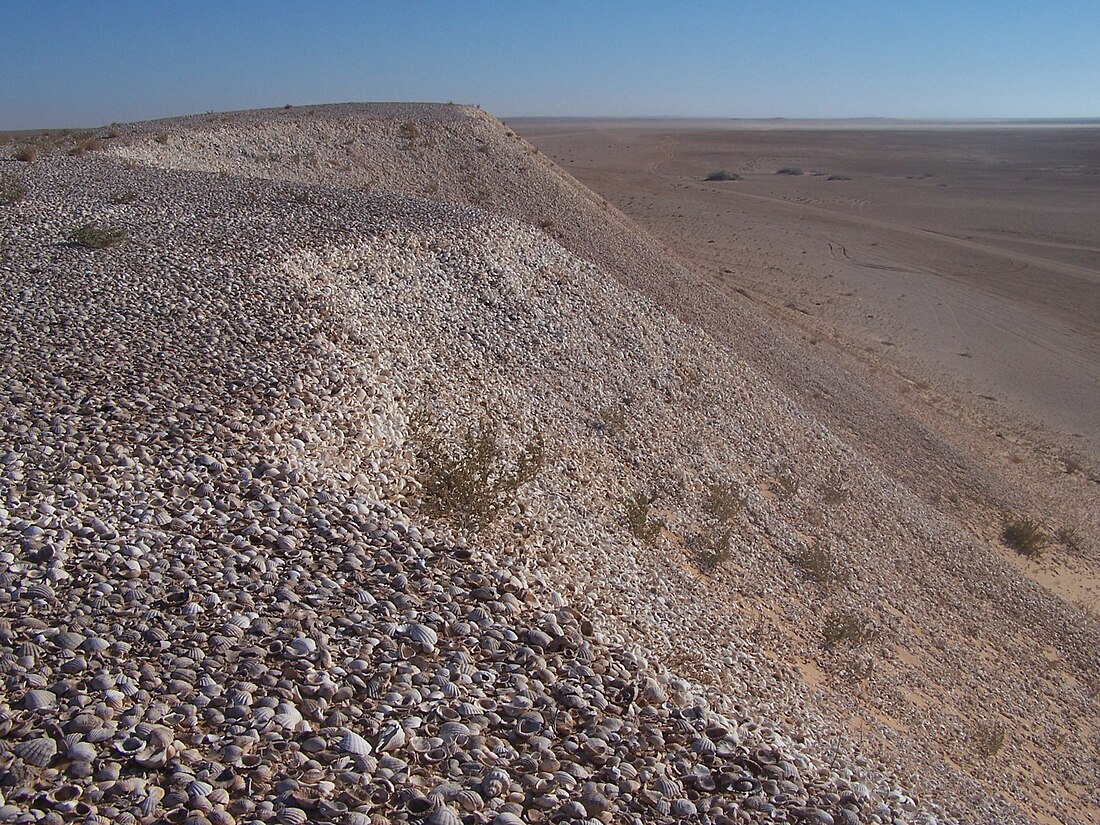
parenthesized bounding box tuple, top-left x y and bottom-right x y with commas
(692, 526, 732, 572)
(706, 482, 744, 524)
(822, 610, 877, 648)
(14, 145, 39, 162)
(826, 175, 851, 181)
(1056, 526, 1082, 553)
(593, 403, 627, 436)
(1003, 517, 1048, 558)
(108, 190, 138, 205)
(973, 720, 1006, 757)
(774, 471, 800, 499)
(623, 491, 662, 543)
(154, 133, 168, 145)
(107, 125, 122, 138)
(1, 178, 26, 204)
(704, 170, 741, 181)
(67, 138, 104, 157)
(776, 167, 804, 176)
(796, 542, 848, 586)
(413, 416, 542, 532)
(68, 223, 128, 249)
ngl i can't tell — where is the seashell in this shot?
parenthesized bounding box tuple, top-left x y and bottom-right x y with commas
(23, 689, 57, 710)
(139, 787, 165, 818)
(376, 722, 405, 752)
(68, 714, 102, 734)
(54, 631, 86, 651)
(453, 790, 483, 812)
(343, 815, 372, 825)
(188, 779, 214, 798)
(278, 807, 308, 825)
(424, 807, 461, 825)
(338, 729, 373, 756)
(15, 736, 58, 767)
(401, 622, 437, 651)
(492, 814, 525, 825)
(481, 767, 510, 799)
(67, 741, 97, 762)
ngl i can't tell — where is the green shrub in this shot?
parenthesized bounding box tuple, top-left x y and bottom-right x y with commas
(973, 720, 1006, 757)
(1003, 517, 1048, 558)
(796, 542, 847, 586)
(1, 177, 26, 204)
(706, 482, 744, 523)
(413, 415, 542, 532)
(1056, 526, 1082, 553)
(68, 223, 128, 249)
(822, 610, 877, 648)
(692, 526, 732, 572)
(623, 491, 661, 543)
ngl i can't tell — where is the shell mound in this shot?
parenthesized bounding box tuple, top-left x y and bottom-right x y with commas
(0, 105, 1096, 825)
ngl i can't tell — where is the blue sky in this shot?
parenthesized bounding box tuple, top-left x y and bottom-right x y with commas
(1, 1, 1097, 129)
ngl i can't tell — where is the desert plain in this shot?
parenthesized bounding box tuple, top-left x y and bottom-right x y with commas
(514, 120, 1100, 460)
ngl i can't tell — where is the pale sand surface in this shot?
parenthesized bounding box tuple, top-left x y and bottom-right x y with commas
(510, 121, 1100, 461)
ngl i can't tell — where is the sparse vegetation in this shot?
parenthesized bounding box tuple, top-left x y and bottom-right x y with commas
(973, 720, 1006, 757)
(154, 133, 168, 145)
(14, 145, 39, 162)
(704, 170, 741, 181)
(776, 167, 804, 176)
(412, 415, 543, 532)
(1056, 526, 1083, 553)
(774, 471, 801, 499)
(822, 610, 877, 648)
(107, 125, 122, 138)
(1062, 453, 1084, 475)
(692, 527, 732, 572)
(68, 223, 128, 249)
(796, 541, 848, 586)
(594, 403, 628, 436)
(67, 138, 104, 157)
(1003, 517, 1049, 559)
(108, 190, 138, 205)
(1, 177, 26, 204)
(826, 174, 852, 181)
(399, 120, 428, 150)
(623, 491, 662, 543)
(705, 482, 744, 524)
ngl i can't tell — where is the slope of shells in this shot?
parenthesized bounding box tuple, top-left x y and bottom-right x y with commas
(0, 108, 1096, 825)
(0, 151, 957, 825)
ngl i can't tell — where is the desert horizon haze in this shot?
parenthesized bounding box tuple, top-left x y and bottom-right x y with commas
(1, 2, 1098, 824)
(1, 1, 1099, 129)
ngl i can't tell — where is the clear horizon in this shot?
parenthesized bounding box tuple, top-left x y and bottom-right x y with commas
(2, 1, 1098, 130)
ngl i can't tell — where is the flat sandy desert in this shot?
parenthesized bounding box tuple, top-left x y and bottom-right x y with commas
(513, 120, 1100, 461)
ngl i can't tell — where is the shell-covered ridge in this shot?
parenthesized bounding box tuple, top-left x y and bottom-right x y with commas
(2, 105, 1093, 825)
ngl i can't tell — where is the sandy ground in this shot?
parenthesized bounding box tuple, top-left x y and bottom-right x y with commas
(510, 121, 1100, 464)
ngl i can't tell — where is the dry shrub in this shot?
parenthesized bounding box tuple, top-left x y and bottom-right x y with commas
(14, 145, 39, 162)
(68, 224, 127, 249)
(1003, 517, 1048, 558)
(623, 491, 661, 544)
(413, 415, 542, 532)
